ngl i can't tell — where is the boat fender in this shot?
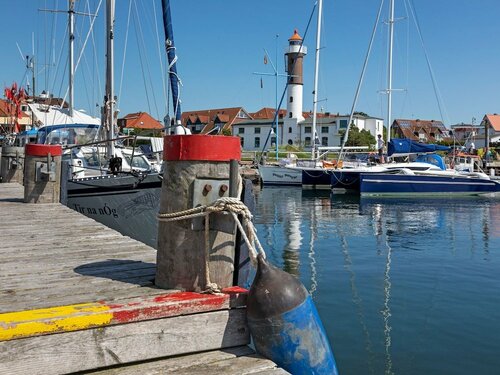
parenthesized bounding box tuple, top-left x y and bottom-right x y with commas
(247, 254, 338, 374)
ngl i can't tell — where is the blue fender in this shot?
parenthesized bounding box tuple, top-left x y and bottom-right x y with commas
(247, 254, 338, 374)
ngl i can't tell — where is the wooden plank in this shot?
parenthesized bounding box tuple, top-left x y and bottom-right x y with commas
(88, 346, 256, 374)
(0, 287, 246, 341)
(88, 346, 288, 375)
(0, 309, 250, 375)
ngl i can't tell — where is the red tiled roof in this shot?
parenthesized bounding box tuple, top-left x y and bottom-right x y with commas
(0, 99, 28, 118)
(484, 114, 500, 132)
(181, 107, 252, 133)
(250, 107, 287, 120)
(120, 112, 163, 130)
(393, 118, 451, 141)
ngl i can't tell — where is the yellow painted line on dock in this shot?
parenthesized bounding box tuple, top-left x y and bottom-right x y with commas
(0, 303, 112, 341)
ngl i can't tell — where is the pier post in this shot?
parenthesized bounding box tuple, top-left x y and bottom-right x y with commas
(0, 146, 25, 184)
(23, 144, 62, 203)
(156, 135, 241, 291)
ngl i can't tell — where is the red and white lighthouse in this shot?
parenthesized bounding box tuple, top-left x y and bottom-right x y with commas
(284, 29, 307, 145)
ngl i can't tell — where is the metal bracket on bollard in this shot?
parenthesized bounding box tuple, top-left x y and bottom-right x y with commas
(10, 157, 19, 169)
(35, 161, 57, 182)
(192, 178, 230, 231)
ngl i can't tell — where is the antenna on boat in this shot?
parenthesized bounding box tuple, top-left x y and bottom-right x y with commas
(253, 35, 288, 161)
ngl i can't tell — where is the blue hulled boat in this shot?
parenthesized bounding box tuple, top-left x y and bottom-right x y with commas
(359, 171, 500, 196)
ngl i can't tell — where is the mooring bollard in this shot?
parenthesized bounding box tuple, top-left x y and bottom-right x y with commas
(156, 135, 241, 291)
(0, 146, 25, 184)
(24, 144, 62, 203)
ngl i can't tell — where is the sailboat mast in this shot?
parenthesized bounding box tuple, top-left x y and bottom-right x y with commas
(68, 0, 75, 117)
(161, 0, 181, 125)
(386, 0, 395, 145)
(105, 0, 115, 157)
(311, 0, 323, 159)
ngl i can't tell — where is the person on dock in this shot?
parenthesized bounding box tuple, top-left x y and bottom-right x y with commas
(377, 134, 385, 164)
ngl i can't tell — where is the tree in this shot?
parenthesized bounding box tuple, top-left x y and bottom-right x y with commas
(339, 123, 376, 147)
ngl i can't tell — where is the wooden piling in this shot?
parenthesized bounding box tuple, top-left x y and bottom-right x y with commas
(156, 135, 242, 291)
(0, 145, 24, 184)
(23, 144, 62, 203)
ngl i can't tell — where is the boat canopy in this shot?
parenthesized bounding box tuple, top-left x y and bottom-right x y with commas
(37, 124, 100, 145)
(415, 153, 446, 170)
(388, 138, 451, 156)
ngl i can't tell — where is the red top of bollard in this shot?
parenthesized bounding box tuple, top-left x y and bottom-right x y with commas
(25, 144, 63, 157)
(164, 135, 241, 161)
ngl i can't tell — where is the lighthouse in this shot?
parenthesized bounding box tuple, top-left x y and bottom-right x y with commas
(284, 29, 307, 145)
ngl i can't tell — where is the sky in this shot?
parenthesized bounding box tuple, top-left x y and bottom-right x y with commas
(1, 0, 500, 128)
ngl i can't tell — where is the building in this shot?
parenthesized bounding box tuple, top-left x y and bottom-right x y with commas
(392, 119, 452, 143)
(283, 29, 307, 145)
(181, 107, 252, 134)
(0, 99, 31, 133)
(118, 112, 164, 135)
(233, 110, 383, 151)
(479, 114, 500, 148)
(449, 123, 482, 145)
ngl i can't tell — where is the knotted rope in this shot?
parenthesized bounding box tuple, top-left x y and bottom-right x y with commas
(157, 197, 266, 293)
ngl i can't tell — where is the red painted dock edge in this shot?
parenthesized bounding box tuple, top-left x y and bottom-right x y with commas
(108, 287, 247, 324)
(0, 287, 247, 341)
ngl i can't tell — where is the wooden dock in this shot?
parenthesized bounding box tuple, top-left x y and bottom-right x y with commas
(0, 183, 287, 374)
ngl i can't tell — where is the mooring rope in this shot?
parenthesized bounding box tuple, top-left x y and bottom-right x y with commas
(157, 197, 266, 293)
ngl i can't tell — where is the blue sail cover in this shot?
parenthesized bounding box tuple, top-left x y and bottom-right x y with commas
(161, 0, 181, 123)
(388, 138, 451, 156)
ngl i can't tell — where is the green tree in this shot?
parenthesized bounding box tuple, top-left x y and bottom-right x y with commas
(339, 123, 376, 147)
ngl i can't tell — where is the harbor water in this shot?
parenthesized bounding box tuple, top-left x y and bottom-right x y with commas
(252, 187, 500, 375)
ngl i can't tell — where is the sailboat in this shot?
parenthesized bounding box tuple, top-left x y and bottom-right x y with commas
(62, 0, 187, 248)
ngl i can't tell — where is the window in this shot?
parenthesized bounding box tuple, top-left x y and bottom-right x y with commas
(237, 110, 249, 119)
(238, 128, 245, 134)
(289, 112, 293, 118)
(290, 96, 294, 103)
(339, 120, 348, 129)
(305, 137, 311, 147)
(304, 126, 312, 134)
(321, 126, 328, 133)
(255, 127, 261, 134)
(254, 137, 260, 148)
(322, 137, 328, 146)
(288, 127, 292, 133)
(288, 139, 293, 145)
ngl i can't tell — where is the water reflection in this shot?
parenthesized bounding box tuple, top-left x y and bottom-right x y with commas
(254, 187, 500, 375)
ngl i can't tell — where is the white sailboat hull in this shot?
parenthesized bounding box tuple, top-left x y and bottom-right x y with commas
(258, 164, 302, 186)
